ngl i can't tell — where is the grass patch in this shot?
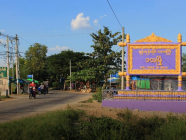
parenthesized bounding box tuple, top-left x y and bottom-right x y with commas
(92, 87, 102, 102)
(0, 107, 85, 140)
(0, 95, 11, 101)
(1, 107, 186, 140)
(77, 104, 90, 108)
(79, 98, 93, 103)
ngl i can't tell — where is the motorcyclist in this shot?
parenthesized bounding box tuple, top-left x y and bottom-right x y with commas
(29, 81, 36, 96)
(39, 83, 45, 95)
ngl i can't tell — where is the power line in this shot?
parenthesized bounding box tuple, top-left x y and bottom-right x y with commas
(18, 29, 122, 37)
(115, 47, 121, 52)
(19, 33, 91, 37)
(19, 36, 32, 44)
(0, 42, 6, 48)
(107, 0, 122, 28)
(0, 32, 16, 40)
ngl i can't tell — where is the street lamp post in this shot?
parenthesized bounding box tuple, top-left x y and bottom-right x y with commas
(121, 27, 125, 90)
(70, 60, 71, 90)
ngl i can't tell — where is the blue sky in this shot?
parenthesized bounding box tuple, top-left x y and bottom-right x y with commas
(0, 0, 186, 66)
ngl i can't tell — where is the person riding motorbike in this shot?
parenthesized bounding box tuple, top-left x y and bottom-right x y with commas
(39, 83, 45, 95)
(29, 81, 36, 97)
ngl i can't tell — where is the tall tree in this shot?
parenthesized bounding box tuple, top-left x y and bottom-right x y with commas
(25, 43, 48, 81)
(70, 69, 96, 83)
(84, 26, 122, 86)
(19, 57, 28, 79)
(47, 50, 89, 88)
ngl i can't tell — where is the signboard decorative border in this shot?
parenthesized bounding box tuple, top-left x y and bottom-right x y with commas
(128, 44, 181, 75)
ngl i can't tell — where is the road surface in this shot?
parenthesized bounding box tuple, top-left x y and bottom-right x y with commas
(0, 90, 92, 123)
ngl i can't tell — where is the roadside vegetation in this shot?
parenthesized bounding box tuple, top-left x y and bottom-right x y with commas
(92, 87, 102, 102)
(0, 95, 11, 101)
(79, 98, 93, 103)
(9, 27, 123, 91)
(0, 106, 186, 140)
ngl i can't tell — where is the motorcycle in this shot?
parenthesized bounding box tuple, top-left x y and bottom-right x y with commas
(38, 87, 41, 94)
(29, 87, 36, 99)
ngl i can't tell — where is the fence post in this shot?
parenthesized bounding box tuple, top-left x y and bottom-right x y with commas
(158, 80, 160, 90)
(136, 81, 138, 100)
(171, 87, 173, 102)
(102, 87, 103, 100)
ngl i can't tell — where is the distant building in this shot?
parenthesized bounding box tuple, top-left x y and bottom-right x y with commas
(0, 67, 8, 96)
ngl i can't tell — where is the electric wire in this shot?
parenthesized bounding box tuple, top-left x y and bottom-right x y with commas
(18, 29, 121, 37)
(19, 36, 32, 45)
(115, 47, 121, 52)
(107, 0, 122, 28)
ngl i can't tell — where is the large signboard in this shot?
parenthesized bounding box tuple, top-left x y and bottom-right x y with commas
(127, 44, 181, 75)
(0, 67, 7, 78)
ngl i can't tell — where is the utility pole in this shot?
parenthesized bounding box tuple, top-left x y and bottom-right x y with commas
(6, 36, 10, 95)
(70, 60, 71, 90)
(121, 27, 125, 90)
(15, 34, 19, 94)
(12, 59, 14, 79)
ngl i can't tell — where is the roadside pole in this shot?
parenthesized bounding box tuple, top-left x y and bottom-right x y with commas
(121, 27, 125, 90)
(6, 36, 9, 95)
(15, 34, 19, 94)
(110, 74, 111, 89)
(12, 59, 14, 79)
(70, 60, 71, 90)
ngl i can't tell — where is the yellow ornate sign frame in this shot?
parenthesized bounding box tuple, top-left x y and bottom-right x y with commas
(128, 44, 181, 75)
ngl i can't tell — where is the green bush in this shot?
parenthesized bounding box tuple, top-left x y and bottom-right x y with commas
(0, 95, 10, 101)
(0, 108, 85, 140)
(92, 87, 102, 102)
(52, 81, 59, 88)
(79, 98, 93, 103)
(1, 107, 186, 140)
(79, 116, 121, 140)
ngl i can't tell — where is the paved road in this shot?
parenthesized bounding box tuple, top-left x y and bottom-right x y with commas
(0, 90, 92, 123)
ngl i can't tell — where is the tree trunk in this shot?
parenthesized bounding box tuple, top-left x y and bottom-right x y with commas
(104, 75, 108, 89)
(63, 79, 66, 90)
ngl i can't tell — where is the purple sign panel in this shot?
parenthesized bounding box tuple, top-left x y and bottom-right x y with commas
(133, 49, 175, 69)
(127, 44, 181, 75)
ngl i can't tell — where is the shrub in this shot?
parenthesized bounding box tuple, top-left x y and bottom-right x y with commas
(0, 95, 10, 101)
(1, 108, 186, 140)
(147, 118, 186, 140)
(92, 87, 102, 102)
(79, 98, 93, 103)
(52, 81, 59, 88)
(79, 116, 121, 140)
(0, 108, 85, 140)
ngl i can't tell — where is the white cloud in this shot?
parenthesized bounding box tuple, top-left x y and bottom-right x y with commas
(94, 19, 99, 26)
(0, 29, 5, 32)
(100, 15, 107, 19)
(71, 13, 92, 30)
(0, 39, 6, 44)
(49, 45, 70, 51)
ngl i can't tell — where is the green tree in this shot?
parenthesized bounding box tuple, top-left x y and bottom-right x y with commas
(47, 50, 89, 88)
(19, 57, 28, 79)
(9, 63, 16, 79)
(83, 26, 122, 87)
(25, 43, 48, 81)
(70, 69, 96, 83)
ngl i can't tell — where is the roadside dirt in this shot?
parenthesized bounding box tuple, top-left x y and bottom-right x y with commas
(69, 99, 185, 119)
(1, 91, 185, 122)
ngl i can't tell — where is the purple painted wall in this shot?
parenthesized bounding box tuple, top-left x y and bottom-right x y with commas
(102, 100, 186, 113)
